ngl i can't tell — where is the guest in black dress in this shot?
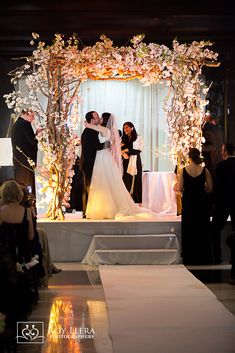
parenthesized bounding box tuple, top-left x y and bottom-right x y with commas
(121, 122, 143, 204)
(0, 180, 35, 346)
(0, 180, 34, 263)
(178, 148, 213, 265)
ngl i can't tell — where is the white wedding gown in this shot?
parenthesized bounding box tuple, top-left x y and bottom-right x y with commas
(85, 130, 153, 220)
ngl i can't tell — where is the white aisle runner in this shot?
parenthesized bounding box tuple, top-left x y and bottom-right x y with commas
(99, 265, 235, 353)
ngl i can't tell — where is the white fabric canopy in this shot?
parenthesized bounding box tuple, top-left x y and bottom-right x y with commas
(78, 79, 174, 171)
(18, 78, 174, 172)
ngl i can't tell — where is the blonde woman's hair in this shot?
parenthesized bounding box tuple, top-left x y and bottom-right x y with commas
(1, 180, 23, 204)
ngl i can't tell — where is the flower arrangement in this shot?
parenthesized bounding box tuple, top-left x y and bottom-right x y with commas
(164, 40, 218, 161)
(4, 33, 218, 219)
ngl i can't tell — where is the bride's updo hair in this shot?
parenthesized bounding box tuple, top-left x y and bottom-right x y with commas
(101, 112, 111, 127)
(188, 148, 203, 165)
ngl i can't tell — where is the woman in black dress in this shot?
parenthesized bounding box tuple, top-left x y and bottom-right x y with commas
(121, 122, 143, 205)
(0, 180, 34, 263)
(0, 180, 35, 345)
(178, 148, 213, 265)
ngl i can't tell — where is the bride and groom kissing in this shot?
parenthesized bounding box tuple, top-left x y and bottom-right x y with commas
(80, 110, 149, 220)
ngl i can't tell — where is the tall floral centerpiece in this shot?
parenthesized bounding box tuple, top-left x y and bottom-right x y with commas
(4, 33, 218, 219)
(5, 34, 82, 220)
(165, 40, 218, 162)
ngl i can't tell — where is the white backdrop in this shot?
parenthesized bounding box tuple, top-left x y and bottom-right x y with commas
(18, 78, 174, 172)
(77, 79, 173, 172)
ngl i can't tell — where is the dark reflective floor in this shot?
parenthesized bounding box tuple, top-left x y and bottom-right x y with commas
(49, 270, 102, 286)
(189, 269, 231, 284)
(188, 265, 235, 316)
(16, 267, 112, 353)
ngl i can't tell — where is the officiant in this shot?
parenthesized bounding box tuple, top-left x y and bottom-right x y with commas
(11, 109, 38, 196)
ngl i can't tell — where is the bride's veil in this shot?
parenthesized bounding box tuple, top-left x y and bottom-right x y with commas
(105, 114, 123, 174)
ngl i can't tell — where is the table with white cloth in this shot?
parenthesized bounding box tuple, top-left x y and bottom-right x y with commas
(142, 171, 177, 215)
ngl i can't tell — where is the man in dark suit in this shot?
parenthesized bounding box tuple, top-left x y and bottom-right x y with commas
(80, 111, 103, 218)
(201, 112, 224, 180)
(11, 109, 38, 196)
(212, 143, 235, 265)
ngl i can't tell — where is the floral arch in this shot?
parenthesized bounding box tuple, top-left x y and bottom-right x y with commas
(4, 33, 218, 220)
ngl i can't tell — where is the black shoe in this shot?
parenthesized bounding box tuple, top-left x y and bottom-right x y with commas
(52, 267, 62, 274)
(82, 214, 86, 219)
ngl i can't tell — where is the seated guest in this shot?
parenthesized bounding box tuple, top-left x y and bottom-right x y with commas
(19, 184, 45, 282)
(0, 180, 34, 264)
(20, 183, 61, 284)
(0, 243, 33, 351)
(0, 180, 35, 349)
(0, 180, 41, 301)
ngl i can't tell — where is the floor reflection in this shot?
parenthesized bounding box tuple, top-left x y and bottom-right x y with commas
(49, 270, 102, 286)
(16, 270, 112, 353)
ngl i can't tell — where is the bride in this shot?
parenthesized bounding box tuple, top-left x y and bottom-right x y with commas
(85, 112, 151, 220)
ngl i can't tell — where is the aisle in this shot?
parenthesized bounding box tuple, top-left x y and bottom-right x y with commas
(100, 265, 235, 353)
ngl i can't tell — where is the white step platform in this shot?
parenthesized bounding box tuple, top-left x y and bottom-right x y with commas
(37, 214, 232, 262)
(37, 215, 182, 262)
(82, 234, 180, 265)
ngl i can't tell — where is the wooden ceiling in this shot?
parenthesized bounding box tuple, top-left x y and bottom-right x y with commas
(0, 0, 235, 55)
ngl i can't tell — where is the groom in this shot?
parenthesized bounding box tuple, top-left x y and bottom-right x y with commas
(80, 111, 103, 218)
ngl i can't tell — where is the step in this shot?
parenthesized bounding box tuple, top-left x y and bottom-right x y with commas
(91, 248, 180, 265)
(92, 234, 179, 250)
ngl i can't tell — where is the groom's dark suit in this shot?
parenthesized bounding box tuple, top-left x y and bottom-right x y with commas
(80, 128, 104, 217)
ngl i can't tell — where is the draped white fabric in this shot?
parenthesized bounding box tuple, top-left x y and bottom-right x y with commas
(142, 171, 177, 215)
(18, 78, 174, 172)
(77, 79, 174, 172)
